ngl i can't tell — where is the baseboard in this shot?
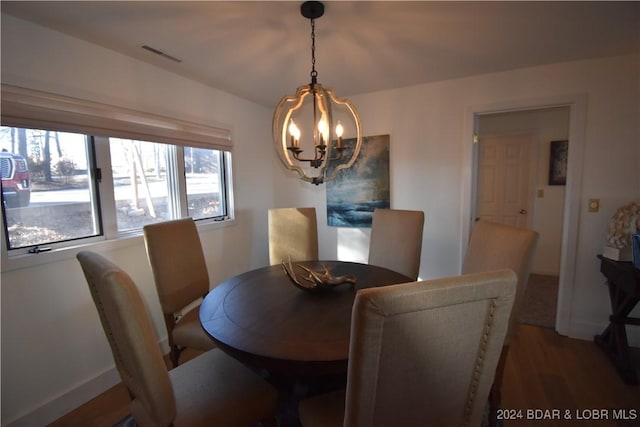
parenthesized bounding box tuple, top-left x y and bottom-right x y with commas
(4, 367, 120, 427)
(4, 338, 170, 427)
(567, 319, 640, 348)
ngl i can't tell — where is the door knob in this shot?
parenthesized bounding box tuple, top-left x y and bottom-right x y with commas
(519, 209, 527, 215)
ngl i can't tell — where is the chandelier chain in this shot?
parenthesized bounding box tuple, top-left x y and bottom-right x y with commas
(310, 18, 317, 80)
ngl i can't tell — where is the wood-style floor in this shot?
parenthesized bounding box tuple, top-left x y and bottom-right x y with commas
(502, 325, 639, 427)
(48, 324, 640, 427)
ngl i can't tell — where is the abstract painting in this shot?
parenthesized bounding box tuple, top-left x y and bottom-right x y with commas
(549, 140, 568, 185)
(326, 134, 390, 228)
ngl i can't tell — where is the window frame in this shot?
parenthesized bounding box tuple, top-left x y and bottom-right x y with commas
(0, 85, 235, 271)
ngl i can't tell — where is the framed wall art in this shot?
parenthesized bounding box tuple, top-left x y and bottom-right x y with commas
(326, 134, 390, 228)
(549, 140, 568, 186)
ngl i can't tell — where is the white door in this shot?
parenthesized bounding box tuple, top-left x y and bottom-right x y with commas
(476, 134, 533, 227)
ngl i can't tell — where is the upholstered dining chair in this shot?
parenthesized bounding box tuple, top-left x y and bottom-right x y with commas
(298, 269, 517, 427)
(268, 207, 319, 266)
(76, 251, 278, 427)
(462, 219, 539, 427)
(143, 218, 215, 368)
(368, 208, 425, 280)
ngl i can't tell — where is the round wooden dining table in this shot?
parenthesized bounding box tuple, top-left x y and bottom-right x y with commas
(200, 260, 412, 376)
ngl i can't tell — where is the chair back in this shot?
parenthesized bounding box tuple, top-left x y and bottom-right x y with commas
(268, 207, 319, 265)
(77, 251, 176, 426)
(368, 208, 424, 280)
(143, 218, 209, 314)
(344, 269, 517, 427)
(462, 219, 538, 344)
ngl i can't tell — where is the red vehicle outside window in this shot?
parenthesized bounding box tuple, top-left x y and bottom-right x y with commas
(1, 151, 31, 208)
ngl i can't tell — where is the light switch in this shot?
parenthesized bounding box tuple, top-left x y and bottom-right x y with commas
(588, 199, 600, 213)
(537, 189, 544, 198)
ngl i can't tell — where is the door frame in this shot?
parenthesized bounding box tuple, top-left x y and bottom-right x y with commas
(461, 94, 588, 335)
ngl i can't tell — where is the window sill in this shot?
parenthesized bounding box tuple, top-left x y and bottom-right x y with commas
(0, 217, 235, 273)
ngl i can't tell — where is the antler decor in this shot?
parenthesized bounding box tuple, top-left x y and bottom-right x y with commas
(282, 256, 356, 292)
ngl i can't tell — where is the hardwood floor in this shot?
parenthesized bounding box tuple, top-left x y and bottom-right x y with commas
(46, 383, 130, 427)
(502, 325, 640, 427)
(48, 325, 639, 427)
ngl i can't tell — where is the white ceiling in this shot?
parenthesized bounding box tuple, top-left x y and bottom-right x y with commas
(2, 1, 639, 108)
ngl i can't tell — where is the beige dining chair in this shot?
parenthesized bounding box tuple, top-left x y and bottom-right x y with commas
(462, 219, 539, 427)
(268, 207, 319, 265)
(298, 269, 517, 427)
(76, 251, 278, 427)
(368, 208, 425, 280)
(143, 218, 215, 368)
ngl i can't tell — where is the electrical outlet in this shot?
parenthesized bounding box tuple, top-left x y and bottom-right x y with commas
(588, 199, 600, 213)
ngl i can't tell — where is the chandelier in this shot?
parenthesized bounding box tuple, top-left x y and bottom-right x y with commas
(272, 1, 362, 185)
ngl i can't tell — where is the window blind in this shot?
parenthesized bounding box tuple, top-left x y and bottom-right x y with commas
(1, 84, 232, 151)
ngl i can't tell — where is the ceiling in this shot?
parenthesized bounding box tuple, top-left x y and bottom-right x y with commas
(2, 1, 639, 108)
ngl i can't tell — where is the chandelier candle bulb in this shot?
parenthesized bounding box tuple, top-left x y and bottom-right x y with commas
(288, 120, 300, 149)
(335, 121, 343, 148)
(318, 119, 328, 147)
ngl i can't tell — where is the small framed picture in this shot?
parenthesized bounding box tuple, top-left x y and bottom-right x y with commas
(549, 140, 568, 186)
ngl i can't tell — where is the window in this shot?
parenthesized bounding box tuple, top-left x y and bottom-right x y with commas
(1, 128, 101, 251)
(108, 138, 229, 231)
(1, 85, 233, 258)
(183, 146, 227, 221)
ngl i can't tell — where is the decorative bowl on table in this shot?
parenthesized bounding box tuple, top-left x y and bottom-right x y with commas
(282, 256, 356, 292)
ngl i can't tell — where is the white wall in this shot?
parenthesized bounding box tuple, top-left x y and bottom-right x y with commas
(1, 15, 275, 426)
(2, 12, 639, 427)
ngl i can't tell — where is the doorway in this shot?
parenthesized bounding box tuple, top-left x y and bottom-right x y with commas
(462, 95, 588, 336)
(476, 109, 569, 329)
(477, 108, 569, 277)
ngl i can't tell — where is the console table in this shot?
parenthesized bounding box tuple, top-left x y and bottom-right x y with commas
(594, 255, 640, 384)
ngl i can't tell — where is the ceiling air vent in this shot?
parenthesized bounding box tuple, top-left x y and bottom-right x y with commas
(141, 45, 182, 63)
